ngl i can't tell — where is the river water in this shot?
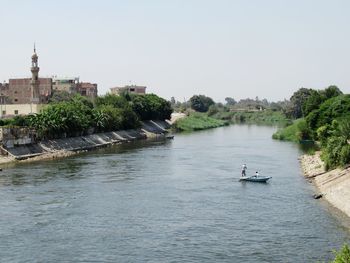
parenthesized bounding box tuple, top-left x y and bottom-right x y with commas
(0, 125, 349, 262)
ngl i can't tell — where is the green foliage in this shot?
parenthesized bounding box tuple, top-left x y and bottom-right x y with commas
(214, 110, 289, 126)
(189, 95, 215, 112)
(306, 95, 350, 133)
(316, 124, 332, 147)
(224, 97, 236, 106)
(207, 105, 219, 116)
(0, 115, 31, 127)
(95, 94, 129, 109)
(323, 85, 343, 100)
(28, 100, 94, 139)
(272, 119, 304, 142)
(296, 118, 313, 141)
(93, 105, 140, 132)
(131, 94, 172, 120)
(302, 89, 324, 116)
(321, 118, 350, 170)
(49, 90, 76, 103)
(301, 86, 342, 117)
(331, 244, 350, 263)
(174, 112, 228, 132)
(285, 88, 315, 119)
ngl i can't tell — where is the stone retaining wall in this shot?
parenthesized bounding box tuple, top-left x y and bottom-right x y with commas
(1, 120, 171, 160)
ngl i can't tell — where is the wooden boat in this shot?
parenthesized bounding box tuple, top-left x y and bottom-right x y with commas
(239, 175, 272, 183)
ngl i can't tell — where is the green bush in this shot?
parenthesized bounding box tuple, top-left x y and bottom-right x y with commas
(296, 119, 313, 141)
(189, 95, 215, 112)
(131, 94, 172, 120)
(28, 100, 94, 139)
(272, 119, 304, 142)
(174, 112, 227, 132)
(306, 95, 350, 133)
(207, 105, 219, 116)
(95, 94, 129, 109)
(331, 244, 350, 263)
(321, 118, 350, 169)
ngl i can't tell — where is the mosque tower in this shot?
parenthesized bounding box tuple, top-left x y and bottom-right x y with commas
(30, 44, 40, 103)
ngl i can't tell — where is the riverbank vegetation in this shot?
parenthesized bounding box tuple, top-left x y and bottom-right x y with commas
(272, 86, 350, 170)
(173, 112, 228, 132)
(331, 244, 350, 263)
(171, 94, 290, 128)
(1, 93, 172, 140)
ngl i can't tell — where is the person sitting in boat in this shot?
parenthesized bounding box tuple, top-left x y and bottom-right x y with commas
(254, 171, 259, 177)
(241, 164, 247, 177)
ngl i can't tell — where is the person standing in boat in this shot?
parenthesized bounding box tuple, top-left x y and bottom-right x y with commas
(254, 171, 259, 177)
(241, 164, 247, 177)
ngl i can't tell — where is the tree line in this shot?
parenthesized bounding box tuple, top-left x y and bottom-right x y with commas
(0, 92, 172, 140)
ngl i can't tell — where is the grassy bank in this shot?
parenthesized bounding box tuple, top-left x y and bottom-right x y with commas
(272, 119, 303, 142)
(213, 110, 290, 126)
(174, 112, 228, 132)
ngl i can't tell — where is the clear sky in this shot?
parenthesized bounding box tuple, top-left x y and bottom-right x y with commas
(0, 0, 349, 102)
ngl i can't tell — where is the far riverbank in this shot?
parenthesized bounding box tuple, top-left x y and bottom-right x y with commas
(300, 152, 350, 218)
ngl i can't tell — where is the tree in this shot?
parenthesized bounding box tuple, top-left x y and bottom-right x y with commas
(321, 118, 350, 169)
(286, 88, 315, 119)
(49, 90, 76, 103)
(322, 85, 342, 99)
(302, 89, 323, 116)
(170, 97, 176, 105)
(190, 95, 215, 112)
(131, 94, 172, 120)
(305, 95, 350, 133)
(225, 97, 236, 106)
(95, 94, 129, 109)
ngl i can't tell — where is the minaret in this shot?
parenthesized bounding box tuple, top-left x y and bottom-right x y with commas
(30, 44, 40, 103)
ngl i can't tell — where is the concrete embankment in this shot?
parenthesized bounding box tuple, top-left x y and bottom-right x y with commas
(300, 152, 350, 218)
(0, 120, 170, 164)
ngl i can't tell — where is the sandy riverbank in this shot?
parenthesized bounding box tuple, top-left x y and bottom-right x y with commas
(300, 151, 350, 218)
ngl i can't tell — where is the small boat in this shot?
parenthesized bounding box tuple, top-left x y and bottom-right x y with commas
(239, 175, 272, 183)
(166, 135, 174, 139)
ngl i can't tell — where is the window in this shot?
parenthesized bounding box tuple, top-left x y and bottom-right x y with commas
(14, 110, 18, 115)
(2, 110, 5, 115)
(14, 98, 18, 102)
(130, 88, 135, 92)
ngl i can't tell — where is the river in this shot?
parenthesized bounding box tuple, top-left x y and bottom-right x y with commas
(0, 125, 349, 262)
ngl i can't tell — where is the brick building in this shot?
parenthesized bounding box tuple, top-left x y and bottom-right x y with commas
(6, 78, 52, 104)
(52, 77, 79, 94)
(77, 82, 98, 99)
(0, 47, 99, 118)
(0, 46, 52, 117)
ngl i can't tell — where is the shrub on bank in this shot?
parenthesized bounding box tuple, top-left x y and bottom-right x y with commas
(321, 118, 350, 170)
(174, 112, 228, 132)
(214, 110, 289, 126)
(272, 119, 304, 142)
(331, 244, 350, 263)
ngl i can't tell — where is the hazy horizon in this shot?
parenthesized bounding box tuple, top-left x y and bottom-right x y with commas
(1, 0, 349, 102)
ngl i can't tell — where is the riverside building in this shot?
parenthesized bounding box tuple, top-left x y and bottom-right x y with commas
(110, 85, 146, 95)
(0, 46, 98, 118)
(0, 46, 50, 117)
